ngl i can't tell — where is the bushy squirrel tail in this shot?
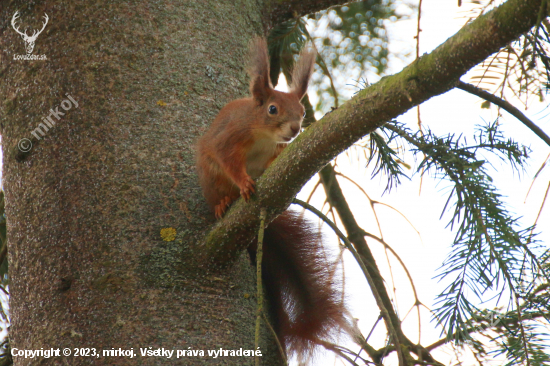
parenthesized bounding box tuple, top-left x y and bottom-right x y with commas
(250, 210, 351, 356)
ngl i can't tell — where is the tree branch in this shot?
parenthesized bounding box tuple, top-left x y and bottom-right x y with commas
(319, 166, 406, 353)
(456, 80, 550, 147)
(203, 0, 545, 265)
(265, 0, 350, 27)
(320, 165, 442, 365)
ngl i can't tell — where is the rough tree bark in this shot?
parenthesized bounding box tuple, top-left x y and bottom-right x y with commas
(0, 0, 545, 365)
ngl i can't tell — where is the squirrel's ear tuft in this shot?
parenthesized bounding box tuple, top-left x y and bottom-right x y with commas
(248, 37, 273, 105)
(290, 49, 316, 101)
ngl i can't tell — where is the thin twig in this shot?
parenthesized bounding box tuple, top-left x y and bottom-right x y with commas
(371, 201, 422, 244)
(529, 180, 550, 243)
(318, 340, 363, 366)
(262, 312, 287, 364)
(333, 172, 384, 239)
(306, 179, 321, 204)
(456, 80, 550, 147)
(524, 152, 549, 203)
(515, 294, 532, 366)
(255, 208, 267, 366)
(415, 0, 423, 59)
(363, 232, 422, 310)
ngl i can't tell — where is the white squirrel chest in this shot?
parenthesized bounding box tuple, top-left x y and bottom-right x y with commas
(246, 138, 278, 179)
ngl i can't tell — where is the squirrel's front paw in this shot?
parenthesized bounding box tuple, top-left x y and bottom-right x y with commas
(239, 176, 255, 201)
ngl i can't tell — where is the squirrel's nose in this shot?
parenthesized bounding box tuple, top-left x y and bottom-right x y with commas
(290, 125, 300, 136)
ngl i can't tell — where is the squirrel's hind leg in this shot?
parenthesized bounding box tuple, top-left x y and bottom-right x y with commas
(214, 196, 234, 219)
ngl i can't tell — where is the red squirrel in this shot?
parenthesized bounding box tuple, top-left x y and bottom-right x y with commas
(196, 38, 350, 357)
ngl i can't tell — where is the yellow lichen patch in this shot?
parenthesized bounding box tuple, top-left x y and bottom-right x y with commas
(160, 227, 177, 241)
(157, 100, 167, 106)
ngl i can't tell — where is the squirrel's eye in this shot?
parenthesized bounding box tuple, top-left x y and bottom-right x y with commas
(268, 105, 278, 115)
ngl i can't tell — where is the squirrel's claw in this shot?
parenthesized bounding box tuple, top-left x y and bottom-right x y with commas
(214, 204, 225, 219)
(239, 176, 255, 201)
(214, 196, 233, 219)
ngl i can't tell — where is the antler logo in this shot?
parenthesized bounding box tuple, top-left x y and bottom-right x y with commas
(11, 11, 49, 54)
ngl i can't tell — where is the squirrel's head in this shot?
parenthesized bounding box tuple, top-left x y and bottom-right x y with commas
(248, 37, 316, 143)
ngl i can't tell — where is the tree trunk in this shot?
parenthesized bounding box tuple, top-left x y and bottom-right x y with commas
(1, 1, 281, 364)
